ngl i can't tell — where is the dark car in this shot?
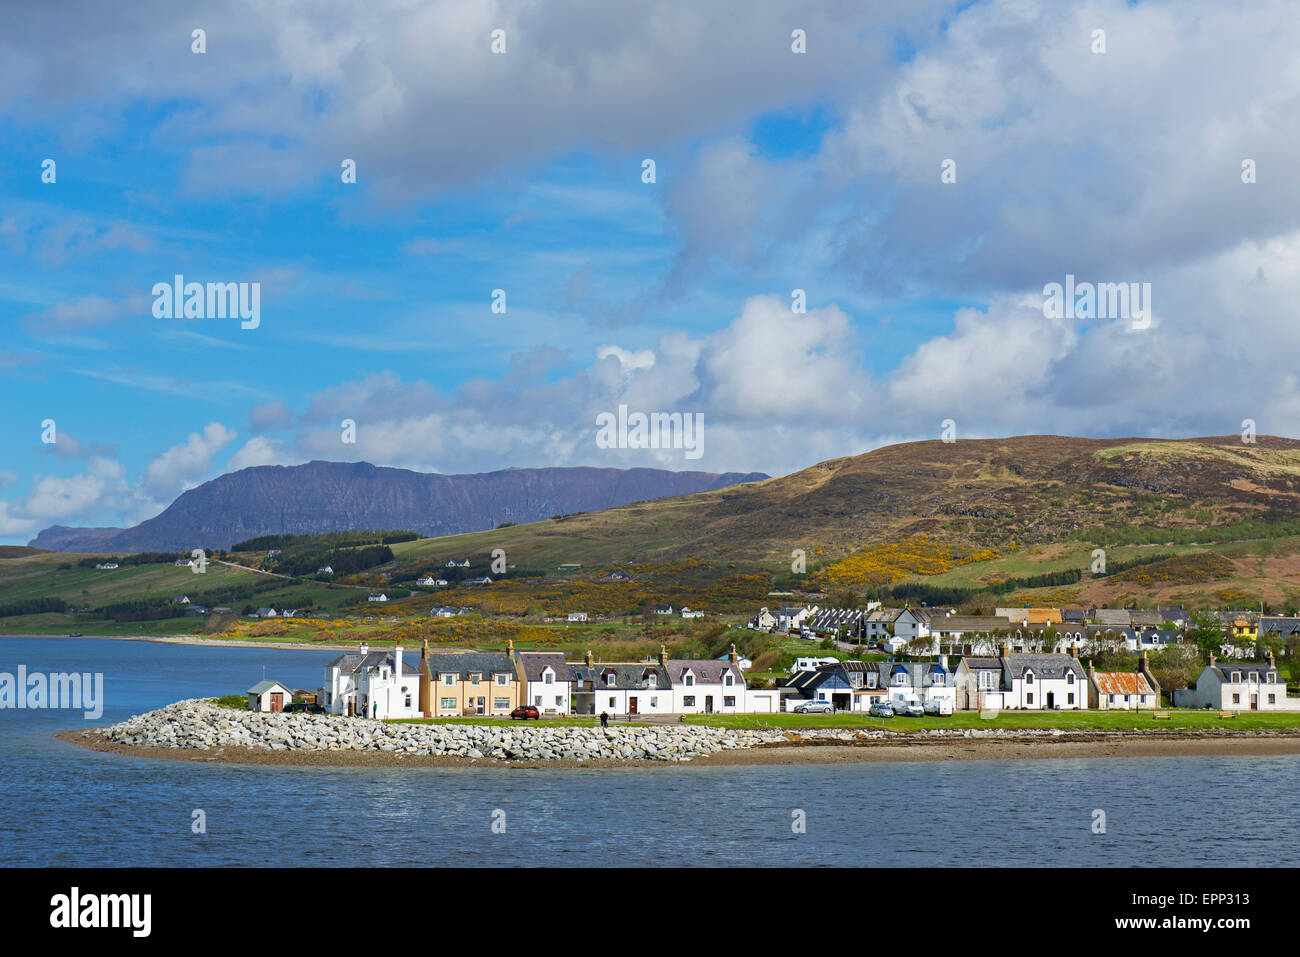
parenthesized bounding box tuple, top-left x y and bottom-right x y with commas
(510, 705, 540, 720)
(283, 702, 325, 714)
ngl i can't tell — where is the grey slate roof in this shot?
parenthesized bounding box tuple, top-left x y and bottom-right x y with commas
(516, 651, 570, 682)
(1001, 653, 1086, 683)
(665, 658, 743, 685)
(421, 652, 514, 676)
(1211, 661, 1282, 683)
(247, 679, 290, 694)
(325, 651, 420, 676)
(569, 662, 669, 690)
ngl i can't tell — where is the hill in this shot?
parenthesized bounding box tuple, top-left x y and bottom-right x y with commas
(28, 461, 769, 553)
(388, 435, 1300, 570)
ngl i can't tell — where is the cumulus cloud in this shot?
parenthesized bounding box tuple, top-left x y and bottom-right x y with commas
(138, 422, 238, 502)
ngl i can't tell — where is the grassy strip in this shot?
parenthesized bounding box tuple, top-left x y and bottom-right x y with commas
(681, 710, 1300, 732)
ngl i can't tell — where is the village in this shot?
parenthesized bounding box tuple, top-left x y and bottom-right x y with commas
(242, 602, 1300, 720)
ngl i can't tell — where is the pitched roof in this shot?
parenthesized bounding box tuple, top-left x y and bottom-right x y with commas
(421, 652, 514, 675)
(1002, 653, 1086, 682)
(247, 679, 290, 695)
(1091, 671, 1154, 696)
(326, 651, 421, 676)
(665, 658, 743, 684)
(516, 651, 571, 681)
(569, 662, 669, 690)
(1211, 661, 1282, 683)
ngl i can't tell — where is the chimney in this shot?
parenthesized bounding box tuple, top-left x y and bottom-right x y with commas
(359, 643, 369, 656)
(729, 643, 740, 668)
(999, 641, 1009, 658)
(1209, 651, 1216, 666)
(1267, 649, 1276, 668)
(585, 649, 594, 668)
(507, 637, 515, 657)
(394, 644, 404, 680)
(418, 640, 432, 717)
(1070, 645, 1078, 659)
(658, 644, 669, 668)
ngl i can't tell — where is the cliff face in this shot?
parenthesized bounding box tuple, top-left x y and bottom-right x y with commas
(28, 461, 769, 553)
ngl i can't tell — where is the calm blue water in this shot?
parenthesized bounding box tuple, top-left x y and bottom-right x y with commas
(2, 637, 1296, 867)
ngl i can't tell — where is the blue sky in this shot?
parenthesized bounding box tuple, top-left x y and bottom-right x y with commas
(2, 0, 1299, 542)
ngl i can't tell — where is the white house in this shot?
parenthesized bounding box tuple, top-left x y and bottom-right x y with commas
(367, 593, 388, 603)
(445, 559, 470, 568)
(680, 607, 704, 619)
(247, 680, 294, 712)
(322, 644, 421, 719)
(1172, 652, 1300, 711)
(516, 650, 571, 715)
(567, 611, 588, 622)
(954, 646, 1088, 710)
(569, 658, 675, 716)
(416, 576, 448, 586)
(750, 607, 777, 631)
(317, 565, 334, 576)
(96, 562, 119, 570)
(255, 607, 278, 618)
(665, 648, 747, 714)
(430, 606, 459, 618)
(1088, 656, 1160, 710)
(776, 606, 814, 633)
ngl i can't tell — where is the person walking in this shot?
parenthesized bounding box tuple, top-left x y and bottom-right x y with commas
(600, 710, 609, 728)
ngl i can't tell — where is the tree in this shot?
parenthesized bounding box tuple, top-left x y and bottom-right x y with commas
(1188, 612, 1224, 658)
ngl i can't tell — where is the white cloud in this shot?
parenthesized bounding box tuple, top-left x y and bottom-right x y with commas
(139, 422, 238, 501)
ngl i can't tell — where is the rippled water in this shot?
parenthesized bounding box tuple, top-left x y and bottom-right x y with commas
(2, 637, 1296, 867)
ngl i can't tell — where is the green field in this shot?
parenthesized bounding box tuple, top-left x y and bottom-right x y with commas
(682, 709, 1300, 732)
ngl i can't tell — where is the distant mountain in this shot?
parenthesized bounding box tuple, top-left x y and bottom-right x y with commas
(28, 461, 769, 553)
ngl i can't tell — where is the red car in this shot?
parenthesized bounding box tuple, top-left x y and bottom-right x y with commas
(510, 705, 540, 720)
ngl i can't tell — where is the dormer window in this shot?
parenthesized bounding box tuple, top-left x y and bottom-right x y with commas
(648, 673, 657, 689)
(685, 674, 694, 687)
(544, 671, 554, 685)
(1231, 671, 1241, 683)
(1066, 672, 1075, 684)
(932, 673, 944, 686)
(1025, 672, 1034, 684)
(725, 674, 734, 686)
(605, 673, 616, 687)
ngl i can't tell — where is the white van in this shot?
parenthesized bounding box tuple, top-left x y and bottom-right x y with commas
(924, 698, 953, 716)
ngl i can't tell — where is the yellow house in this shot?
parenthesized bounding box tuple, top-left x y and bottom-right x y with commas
(1230, 616, 1258, 643)
(417, 642, 523, 717)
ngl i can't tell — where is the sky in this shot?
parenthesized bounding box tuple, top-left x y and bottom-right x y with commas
(2, 0, 1300, 543)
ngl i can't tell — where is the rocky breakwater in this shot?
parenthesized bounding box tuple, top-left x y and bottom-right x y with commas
(96, 699, 841, 762)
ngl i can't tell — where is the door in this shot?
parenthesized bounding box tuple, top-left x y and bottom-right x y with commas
(270, 692, 283, 712)
(705, 695, 714, 713)
(1046, 692, 1055, 710)
(1251, 694, 1259, 711)
(629, 696, 638, 715)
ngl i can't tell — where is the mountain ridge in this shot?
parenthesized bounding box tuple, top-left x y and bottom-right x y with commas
(29, 461, 769, 553)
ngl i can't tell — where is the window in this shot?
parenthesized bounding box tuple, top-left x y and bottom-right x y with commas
(1025, 672, 1034, 684)
(650, 697, 658, 707)
(494, 697, 509, 709)
(608, 696, 617, 707)
(725, 674, 734, 686)
(724, 696, 736, 707)
(1231, 672, 1241, 683)
(439, 697, 456, 710)
(648, 674, 657, 688)
(470, 673, 481, 685)
(1068, 693, 1074, 704)
(1269, 694, 1277, 704)
(685, 674, 694, 686)
(494, 673, 508, 686)
(534, 695, 542, 706)
(404, 694, 412, 708)
(555, 696, 563, 706)
(1026, 693, 1034, 704)
(606, 673, 616, 687)
(932, 673, 944, 686)
(1066, 672, 1075, 684)
(544, 672, 554, 685)
(441, 673, 456, 685)
(683, 696, 696, 707)
(1233, 693, 1241, 704)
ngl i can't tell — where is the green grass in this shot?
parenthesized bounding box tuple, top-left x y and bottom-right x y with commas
(387, 716, 653, 728)
(682, 709, 1300, 732)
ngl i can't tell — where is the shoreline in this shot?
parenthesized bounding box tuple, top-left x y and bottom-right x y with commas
(1, 632, 359, 652)
(55, 727, 1300, 769)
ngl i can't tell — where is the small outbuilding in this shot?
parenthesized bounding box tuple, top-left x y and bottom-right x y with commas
(247, 680, 294, 712)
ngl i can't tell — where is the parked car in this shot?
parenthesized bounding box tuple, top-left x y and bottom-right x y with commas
(793, 700, 834, 714)
(868, 701, 895, 718)
(510, 705, 540, 720)
(895, 700, 924, 717)
(924, 699, 953, 716)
